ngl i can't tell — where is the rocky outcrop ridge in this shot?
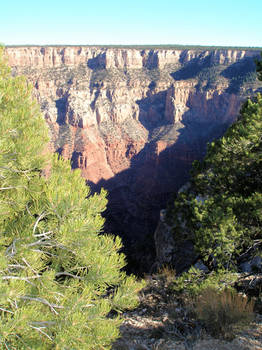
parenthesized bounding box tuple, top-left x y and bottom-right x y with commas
(7, 46, 257, 69)
(6, 46, 261, 271)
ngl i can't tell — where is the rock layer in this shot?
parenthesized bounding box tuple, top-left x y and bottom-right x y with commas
(7, 46, 257, 69)
(6, 46, 261, 271)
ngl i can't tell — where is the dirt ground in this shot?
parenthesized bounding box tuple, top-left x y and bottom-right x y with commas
(112, 275, 262, 350)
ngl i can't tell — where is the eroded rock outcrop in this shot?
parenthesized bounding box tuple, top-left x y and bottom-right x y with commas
(6, 46, 261, 271)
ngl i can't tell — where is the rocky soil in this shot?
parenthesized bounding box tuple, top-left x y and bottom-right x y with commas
(113, 274, 262, 350)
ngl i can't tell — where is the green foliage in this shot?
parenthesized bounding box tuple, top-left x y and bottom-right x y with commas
(0, 47, 49, 222)
(0, 47, 144, 349)
(172, 268, 237, 297)
(196, 65, 221, 90)
(192, 94, 262, 266)
(167, 87, 262, 268)
(195, 288, 254, 339)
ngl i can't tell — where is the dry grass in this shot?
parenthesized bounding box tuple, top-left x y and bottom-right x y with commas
(157, 265, 176, 285)
(195, 287, 254, 339)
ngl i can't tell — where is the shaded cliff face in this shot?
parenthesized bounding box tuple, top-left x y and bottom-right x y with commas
(6, 46, 261, 271)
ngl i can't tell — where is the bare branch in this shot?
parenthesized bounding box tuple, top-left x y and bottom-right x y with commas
(32, 249, 57, 257)
(0, 186, 19, 190)
(7, 264, 25, 270)
(30, 321, 56, 328)
(21, 258, 38, 275)
(237, 240, 262, 262)
(2, 275, 41, 281)
(55, 272, 83, 280)
(30, 326, 53, 341)
(34, 231, 53, 238)
(0, 308, 14, 314)
(33, 212, 46, 234)
(5, 239, 19, 257)
(27, 239, 55, 248)
(3, 340, 11, 350)
(20, 296, 64, 315)
(25, 204, 33, 217)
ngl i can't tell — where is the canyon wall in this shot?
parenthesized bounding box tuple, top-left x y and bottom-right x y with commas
(6, 46, 261, 271)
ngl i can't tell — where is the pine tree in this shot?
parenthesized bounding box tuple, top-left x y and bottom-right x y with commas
(167, 56, 262, 269)
(0, 47, 144, 349)
(191, 94, 262, 267)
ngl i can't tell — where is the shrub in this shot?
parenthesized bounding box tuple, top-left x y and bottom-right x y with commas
(195, 288, 254, 339)
(172, 268, 237, 297)
(158, 265, 176, 285)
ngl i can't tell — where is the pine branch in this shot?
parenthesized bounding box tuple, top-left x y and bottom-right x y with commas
(33, 212, 46, 234)
(55, 272, 84, 280)
(0, 186, 21, 190)
(0, 307, 14, 314)
(5, 239, 19, 257)
(30, 326, 53, 341)
(34, 231, 53, 238)
(2, 275, 41, 280)
(20, 296, 64, 315)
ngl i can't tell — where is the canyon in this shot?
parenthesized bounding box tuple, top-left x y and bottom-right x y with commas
(6, 46, 261, 271)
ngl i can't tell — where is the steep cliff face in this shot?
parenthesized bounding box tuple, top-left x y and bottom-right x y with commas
(7, 46, 256, 69)
(6, 46, 261, 271)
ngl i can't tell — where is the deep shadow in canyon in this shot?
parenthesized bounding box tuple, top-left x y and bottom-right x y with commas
(136, 89, 169, 136)
(84, 93, 233, 275)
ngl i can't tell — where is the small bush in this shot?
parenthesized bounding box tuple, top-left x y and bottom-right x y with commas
(172, 268, 237, 297)
(195, 288, 254, 339)
(158, 265, 176, 285)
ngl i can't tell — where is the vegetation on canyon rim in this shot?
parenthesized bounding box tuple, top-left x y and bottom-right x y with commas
(167, 75, 262, 271)
(0, 47, 144, 349)
(6, 44, 262, 50)
(166, 53, 262, 337)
